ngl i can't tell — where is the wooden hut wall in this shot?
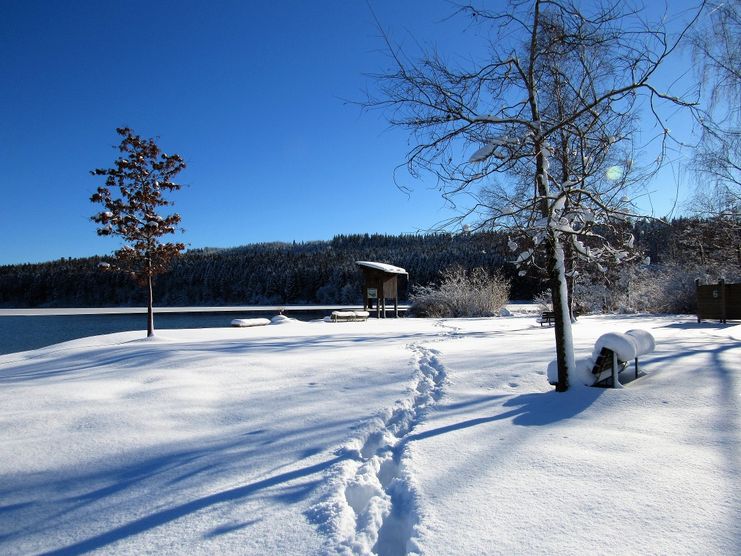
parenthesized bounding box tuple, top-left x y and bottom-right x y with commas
(697, 281, 741, 322)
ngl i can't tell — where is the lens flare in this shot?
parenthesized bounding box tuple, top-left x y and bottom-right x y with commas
(606, 166, 623, 181)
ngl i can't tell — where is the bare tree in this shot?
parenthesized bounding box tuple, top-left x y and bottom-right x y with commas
(90, 127, 186, 337)
(480, 9, 648, 321)
(690, 0, 740, 222)
(370, 0, 702, 391)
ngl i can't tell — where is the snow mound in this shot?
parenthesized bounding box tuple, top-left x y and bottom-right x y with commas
(324, 311, 370, 322)
(593, 329, 655, 361)
(625, 328, 656, 355)
(593, 332, 638, 361)
(271, 314, 295, 324)
(125, 334, 174, 345)
(546, 357, 594, 387)
(230, 318, 270, 327)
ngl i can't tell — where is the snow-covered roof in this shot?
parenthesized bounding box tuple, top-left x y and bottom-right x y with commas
(355, 261, 408, 275)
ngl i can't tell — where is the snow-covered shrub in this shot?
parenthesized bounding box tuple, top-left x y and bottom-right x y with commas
(409, 266, 510, 317)
(574, 261, 740, 314)
(572, 280, 611, 314)
(623, 264, 696, 314)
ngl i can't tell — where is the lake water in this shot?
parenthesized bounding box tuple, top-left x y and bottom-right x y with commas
(0, 310, 335, 356)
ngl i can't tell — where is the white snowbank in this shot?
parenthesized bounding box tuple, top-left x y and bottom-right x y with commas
(593, 331, 638, 361)
(230, 318, 270, 327)
(0, 316, 736, 555)
(625, 328, 656, 355)
(593, 329, 655, 361)
(270, 314, 295, 324)
(546, 356, 595, 387)
(325, 310, 370, 322)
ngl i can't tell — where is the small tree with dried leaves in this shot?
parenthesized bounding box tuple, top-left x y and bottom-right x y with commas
(90, 127, 186, 337)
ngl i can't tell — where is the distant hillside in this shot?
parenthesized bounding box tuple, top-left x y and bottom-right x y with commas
(0, 232, 527, 307)
(0, 219, 735, 308)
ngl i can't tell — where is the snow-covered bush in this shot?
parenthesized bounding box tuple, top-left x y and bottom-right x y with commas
(622, 264, 697, 314)
(572, 280, 610, 314)
(574, 261, 740, 314)
(409, 266, 510, 318)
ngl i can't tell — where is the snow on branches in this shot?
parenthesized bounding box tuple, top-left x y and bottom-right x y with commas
(369, 0, 703, 391)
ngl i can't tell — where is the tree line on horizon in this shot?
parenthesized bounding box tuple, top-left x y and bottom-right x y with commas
(0, 221, 736, 309)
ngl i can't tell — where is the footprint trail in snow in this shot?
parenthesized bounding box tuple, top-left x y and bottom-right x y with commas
(309, 322, 456, 555)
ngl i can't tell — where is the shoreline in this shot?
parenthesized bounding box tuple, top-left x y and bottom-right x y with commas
(0, 302, 539, 317)
(0, 305, 376, 317)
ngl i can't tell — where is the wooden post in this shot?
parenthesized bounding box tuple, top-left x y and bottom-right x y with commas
(377, 278, 382, 319)
(612, 351, 619, 388)
(720, 278, 726, 324)
(695, 278, 701, 323)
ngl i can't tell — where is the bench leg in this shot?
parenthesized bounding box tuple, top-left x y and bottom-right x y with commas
(612, 351, 620, 388)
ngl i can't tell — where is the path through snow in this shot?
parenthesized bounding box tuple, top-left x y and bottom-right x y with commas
(309, 321, 458, 555)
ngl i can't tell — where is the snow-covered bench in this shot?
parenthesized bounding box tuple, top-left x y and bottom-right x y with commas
(329, 310, 369, 322)
(230, 318, 271, 328)
(591, 329, 655, 388)
(538, 311, 556, 326)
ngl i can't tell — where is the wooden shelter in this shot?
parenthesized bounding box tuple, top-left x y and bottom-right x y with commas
(356, 261, 408, 318)
(696, 279, 741, 323)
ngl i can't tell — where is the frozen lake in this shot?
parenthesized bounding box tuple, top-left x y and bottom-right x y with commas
(0, 307, 369, 355)
(0, 304, 539, 356)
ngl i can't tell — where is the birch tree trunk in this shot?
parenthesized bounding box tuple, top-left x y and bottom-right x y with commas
(547, 234, 576, 392)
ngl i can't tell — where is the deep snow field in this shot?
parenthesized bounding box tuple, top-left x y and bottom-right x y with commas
(0, 312, 738, 555)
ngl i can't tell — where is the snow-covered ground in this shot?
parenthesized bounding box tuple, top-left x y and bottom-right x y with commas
(0, 313, 738, 555)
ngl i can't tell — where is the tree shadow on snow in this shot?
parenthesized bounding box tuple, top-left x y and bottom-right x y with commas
(0, 408, 359, 555)
(0, 331, 440, 384)
(404, 388, 603, 446)
(202, 518, 262, 539)
(38, 455, 346, 556)
(505, 388, 604, 426)
(659, 321, 738, 330)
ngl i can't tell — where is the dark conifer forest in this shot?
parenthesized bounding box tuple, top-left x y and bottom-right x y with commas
(0, 232, 511, 307)
(0, 219, 737, 308)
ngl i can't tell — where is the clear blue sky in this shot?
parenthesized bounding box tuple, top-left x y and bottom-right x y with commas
(0, 0, 702, 265)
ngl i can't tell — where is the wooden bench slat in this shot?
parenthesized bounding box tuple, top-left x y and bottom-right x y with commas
(538, 311, 556, 326)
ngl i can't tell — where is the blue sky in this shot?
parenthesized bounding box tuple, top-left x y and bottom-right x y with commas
(0, 0, 703, 265)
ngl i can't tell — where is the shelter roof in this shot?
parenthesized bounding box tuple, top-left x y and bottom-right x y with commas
(355, 261, 408, 275)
